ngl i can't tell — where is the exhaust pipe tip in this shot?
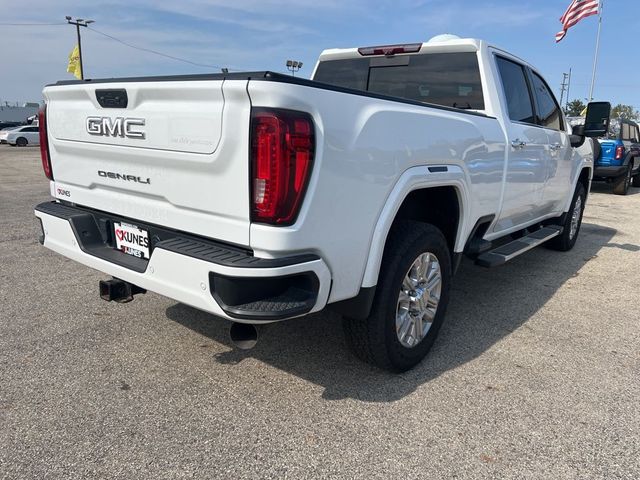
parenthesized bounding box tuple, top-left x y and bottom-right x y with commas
(229, 322, 258, 350)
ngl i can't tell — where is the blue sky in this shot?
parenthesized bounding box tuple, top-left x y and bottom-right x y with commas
(1, 0, 638, 110)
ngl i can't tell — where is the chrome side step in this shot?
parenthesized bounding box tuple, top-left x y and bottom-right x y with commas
(475, 226, 563, 268)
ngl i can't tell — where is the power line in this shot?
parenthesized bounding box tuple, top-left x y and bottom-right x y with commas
(2, 21, 241, 72)
(0, 22, 66, 26)
(87, 26, 238, 71)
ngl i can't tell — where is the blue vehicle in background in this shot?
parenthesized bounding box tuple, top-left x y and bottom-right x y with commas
(594, 118, 640, 195)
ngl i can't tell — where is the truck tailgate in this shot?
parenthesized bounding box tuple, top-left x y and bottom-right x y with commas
(43, 79, 251, 246)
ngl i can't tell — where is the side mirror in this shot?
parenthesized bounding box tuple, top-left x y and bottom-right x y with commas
(583, 101, 611, 138)
(570, 125, 585, 148)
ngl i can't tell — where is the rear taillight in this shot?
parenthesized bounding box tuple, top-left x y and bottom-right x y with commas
(250, 108, 315, 225)
(357, 43, 422, 56)
(615, 145, 625, 160)
(38, 105, 53, 180)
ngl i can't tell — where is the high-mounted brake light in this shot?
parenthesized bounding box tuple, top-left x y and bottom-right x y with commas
(615, 145, 625, 160)
(38, 105, 53, 180)
(250, 108, 315, 226)
(357, 43, 422, 56)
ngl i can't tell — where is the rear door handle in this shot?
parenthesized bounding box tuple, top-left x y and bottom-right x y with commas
(511, 139, 527, 149)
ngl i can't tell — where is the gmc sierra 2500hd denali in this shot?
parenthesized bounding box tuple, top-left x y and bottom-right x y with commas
(35, 35, 611, 371)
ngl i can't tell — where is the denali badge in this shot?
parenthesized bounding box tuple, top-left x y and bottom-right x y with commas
(98, 170, 150, 184)
(87, 116, 146, 139)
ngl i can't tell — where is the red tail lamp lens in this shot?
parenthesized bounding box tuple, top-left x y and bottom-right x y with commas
(250, 109, 315, 225)
(38, 105, 53, 180)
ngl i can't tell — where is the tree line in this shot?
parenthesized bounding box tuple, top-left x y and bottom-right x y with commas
(564, 99, 639, 120)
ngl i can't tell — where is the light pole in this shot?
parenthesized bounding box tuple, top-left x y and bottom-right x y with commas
(286, 60, 303, 76)
(65, 16, 95, 80)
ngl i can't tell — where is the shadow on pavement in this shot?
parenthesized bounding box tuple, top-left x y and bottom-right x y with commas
(590, 182, 640, 196)
(165, 222, 616, 403)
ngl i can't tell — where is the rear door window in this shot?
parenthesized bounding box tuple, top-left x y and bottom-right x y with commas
(495, 56, 535, 124)
(530, 72, 563, 131)
(313, 52, 484, 110)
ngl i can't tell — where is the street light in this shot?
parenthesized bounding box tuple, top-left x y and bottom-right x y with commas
(286, 59, 303, 76)
(66, 16, 95, 80)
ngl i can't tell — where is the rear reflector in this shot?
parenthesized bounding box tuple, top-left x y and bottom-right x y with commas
(357, 43, 422, 56)
(250, 108, 315, 226)
(615, 145, 625, 160)
(38, 105, 53, 180)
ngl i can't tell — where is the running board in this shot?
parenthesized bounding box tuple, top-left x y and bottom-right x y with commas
(475, 226, 563, 268)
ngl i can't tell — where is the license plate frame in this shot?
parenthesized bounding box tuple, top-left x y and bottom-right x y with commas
(113, 221, 150, 259)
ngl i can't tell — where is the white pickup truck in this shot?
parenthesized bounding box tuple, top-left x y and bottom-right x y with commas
(35, 35, 611, 371)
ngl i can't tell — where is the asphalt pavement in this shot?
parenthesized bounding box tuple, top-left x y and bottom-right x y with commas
(1, 145, 638, 479)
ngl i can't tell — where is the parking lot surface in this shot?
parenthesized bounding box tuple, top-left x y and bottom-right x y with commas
(1, 145, 639, 479)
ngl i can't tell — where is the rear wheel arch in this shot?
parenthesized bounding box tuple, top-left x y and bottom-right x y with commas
(333, 185, 463, 321)
(363, 184, 465, 288)
(622, 152, 635, 169)
(390, 186, 461, 256)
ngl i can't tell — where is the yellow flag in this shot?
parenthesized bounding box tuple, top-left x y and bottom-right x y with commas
(580, 106, 588, 117)
(67, 45, 82, 80)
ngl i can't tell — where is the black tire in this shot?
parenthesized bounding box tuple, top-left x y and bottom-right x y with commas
(15, 137, 28, 147)
(632, 165, 640, 188)
(547, 182, 586, 252)
(342, 220, 452, 372)
(612, 164, 631, 195)
(592, 140, 602, 163)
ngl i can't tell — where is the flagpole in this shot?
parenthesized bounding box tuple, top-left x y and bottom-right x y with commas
(588, 0, 603, 101)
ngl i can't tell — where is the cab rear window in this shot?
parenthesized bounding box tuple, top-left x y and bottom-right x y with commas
(313, 52, 484, 110)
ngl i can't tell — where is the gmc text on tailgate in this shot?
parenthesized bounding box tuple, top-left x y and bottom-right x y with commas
(35, 35, 610, 371)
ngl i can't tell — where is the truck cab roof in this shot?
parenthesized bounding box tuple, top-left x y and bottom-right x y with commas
(317, 36, 483, 63)
(315, 35, 532, 73)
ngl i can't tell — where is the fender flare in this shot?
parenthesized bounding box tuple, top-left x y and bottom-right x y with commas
(360, 165, 470, 288)
(563, 140, 594, 212)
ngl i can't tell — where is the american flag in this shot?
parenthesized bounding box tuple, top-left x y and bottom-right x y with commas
(556, 0, 600, 42)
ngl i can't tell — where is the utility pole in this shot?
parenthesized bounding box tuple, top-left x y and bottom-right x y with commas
(565, 68, 572, 111)
(65, 16, 95, 80)
(559, 72, 570, 107)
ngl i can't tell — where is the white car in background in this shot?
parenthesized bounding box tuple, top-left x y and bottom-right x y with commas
(0, 126, 20, 144)
(4, 125, 40, 146)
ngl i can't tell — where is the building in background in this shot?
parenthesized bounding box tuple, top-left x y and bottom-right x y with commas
(0, 102, 41, 125)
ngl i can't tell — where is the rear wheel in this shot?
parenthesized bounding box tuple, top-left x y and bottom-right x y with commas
(632, 164, 640, 187)
(343, 220, 451, 372)
(612, 164, 631, 195)
(15, 137, 28, 147)
(547, 182, 586, 252)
